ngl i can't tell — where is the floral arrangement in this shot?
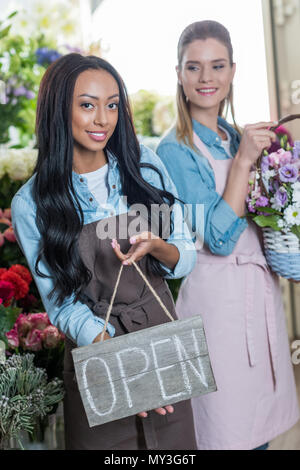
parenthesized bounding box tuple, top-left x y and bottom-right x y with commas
(0, 148, 38, 182)
(0, 208, 15, 247)
(247, 135, 300, 239)
(0, 2, 85, 148)
(0, 264, 41, 347)
(6, 312, 65, 352)
(5, 312, 65, 381)
(0, 353, 64, 449)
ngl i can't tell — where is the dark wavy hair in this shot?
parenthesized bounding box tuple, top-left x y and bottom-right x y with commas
(33, 53, 175, 306)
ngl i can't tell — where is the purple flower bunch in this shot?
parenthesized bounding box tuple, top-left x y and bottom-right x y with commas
(247, 138, 300, 231)
(4, 76, 35, 105)
(35, 47, 62, 67)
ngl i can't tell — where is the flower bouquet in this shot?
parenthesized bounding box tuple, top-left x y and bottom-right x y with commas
(0, 353, 64, 450)
(247, 114, 300, 281)
(5, 312, 65, 380)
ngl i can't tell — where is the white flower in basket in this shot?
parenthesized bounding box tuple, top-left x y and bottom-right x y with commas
(247, 114, 300, 281)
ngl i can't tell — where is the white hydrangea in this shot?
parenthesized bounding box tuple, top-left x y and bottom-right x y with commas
(0, 148, 38, 181)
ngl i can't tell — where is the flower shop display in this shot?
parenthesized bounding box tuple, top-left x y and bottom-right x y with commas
(6, 312, 65, 380)
(0, 353, 64, 450)
(247, 114, 300, 280)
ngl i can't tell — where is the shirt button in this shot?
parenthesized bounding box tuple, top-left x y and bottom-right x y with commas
(89, 197, 93, 202)
(80, 178, 84, 182)
(112, 185, 116, 189)
(219, 241, 223, 246)
(110, 212, 114, 216)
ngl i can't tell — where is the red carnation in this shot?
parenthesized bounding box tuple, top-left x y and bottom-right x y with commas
(9, 264, 32, 285)
(0, 271, 29, 300)
(0, 268, 7, 277)
(0, 280, 15, 302)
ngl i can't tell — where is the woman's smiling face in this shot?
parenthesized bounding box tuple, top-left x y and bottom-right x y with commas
(177, 38, 236, 114)
(72, 68, 120, 155)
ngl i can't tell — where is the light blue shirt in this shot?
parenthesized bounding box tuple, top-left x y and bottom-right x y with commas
(11, 144, 196, 347)
(156, 117, 248, 256)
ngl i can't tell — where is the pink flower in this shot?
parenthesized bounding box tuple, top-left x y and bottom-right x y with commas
(27, 312, 50, 330)
(0, 280, 14, 302)
(0, 298, 3, 305)
(23, 328, 43, 351)
(15, 313, 32, 336)
(0, 217, 11, 227)
(42, 325, 62, 349)
(251, 187, 262, 200)
(3, 209, 11, 219)
(3, 227, 16, 243)
(278, 150, 293, 166)
(268, 151, 281, 168)
(6, 327, 20, 348)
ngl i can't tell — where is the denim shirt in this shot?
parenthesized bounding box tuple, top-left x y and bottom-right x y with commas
(11, 144, 196, 347)
(156, 116, 248, 256)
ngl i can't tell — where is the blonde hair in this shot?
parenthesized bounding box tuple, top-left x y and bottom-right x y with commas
(176, 20, 241, 148)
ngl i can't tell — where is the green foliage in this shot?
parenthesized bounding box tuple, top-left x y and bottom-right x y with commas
(0, 304, 22, 346)
(131, 90, 160, 136)
(0, 12, 58, 146)
(167, 278, 183, 303)
(0, 353, 64, 448)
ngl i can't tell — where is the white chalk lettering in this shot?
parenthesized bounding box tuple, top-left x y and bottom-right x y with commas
(151, 338, 187, 400)
(82, 357, 116, 416)
(115, 347, 150, 408)
(174, 329, 208, 388)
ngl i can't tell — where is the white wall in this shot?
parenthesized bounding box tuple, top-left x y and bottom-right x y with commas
(92, 0, 270, 126)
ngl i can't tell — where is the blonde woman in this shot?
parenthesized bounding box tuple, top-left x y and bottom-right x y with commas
(157, 20, 300, 450)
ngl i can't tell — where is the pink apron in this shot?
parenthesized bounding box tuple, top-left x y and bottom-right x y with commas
(175, 132, 300, 450)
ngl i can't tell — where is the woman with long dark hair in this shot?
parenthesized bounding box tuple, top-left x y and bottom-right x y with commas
(11, 53, 197, 450)
(157, 21, 300, 450)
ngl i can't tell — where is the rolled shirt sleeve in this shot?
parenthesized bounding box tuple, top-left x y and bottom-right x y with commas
(11, 194, 115, 347)
(156, 141, 248, 257)
(140, 144, 197, 278)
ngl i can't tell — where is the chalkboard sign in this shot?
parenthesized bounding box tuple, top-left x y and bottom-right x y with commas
(72, 315, 217, 427)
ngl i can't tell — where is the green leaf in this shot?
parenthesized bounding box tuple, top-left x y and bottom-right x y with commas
(253, 206, 282, 216)
(253, 215, 281, 231)
(0, 25, 12, 40)
(0, 305, 22, 346)
(7, 11, 18, 20)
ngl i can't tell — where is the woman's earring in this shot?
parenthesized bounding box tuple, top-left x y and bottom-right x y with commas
(185, 95, 189, 103)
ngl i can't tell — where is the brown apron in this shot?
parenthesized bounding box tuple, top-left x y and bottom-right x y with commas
(63, 213, 197, 450)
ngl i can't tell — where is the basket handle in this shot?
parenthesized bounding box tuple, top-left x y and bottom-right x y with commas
(256, 114, 300, 195)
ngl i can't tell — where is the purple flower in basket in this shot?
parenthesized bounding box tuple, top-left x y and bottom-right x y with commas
(261, 155, 270, 173)
(247, 198, 256, 213)
(274, 187, 288, 208)
(293, 141, 300, 161)
(279, 164, 298, 183)
(256, 196, 269, 208)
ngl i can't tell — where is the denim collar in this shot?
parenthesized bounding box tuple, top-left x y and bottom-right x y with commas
(72, 149, 118, 182)
(192, 116, 240, 149)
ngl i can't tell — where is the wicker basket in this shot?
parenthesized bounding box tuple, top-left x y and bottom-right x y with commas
(262, 228, 300, 281)
(256, 114, 300, 281)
